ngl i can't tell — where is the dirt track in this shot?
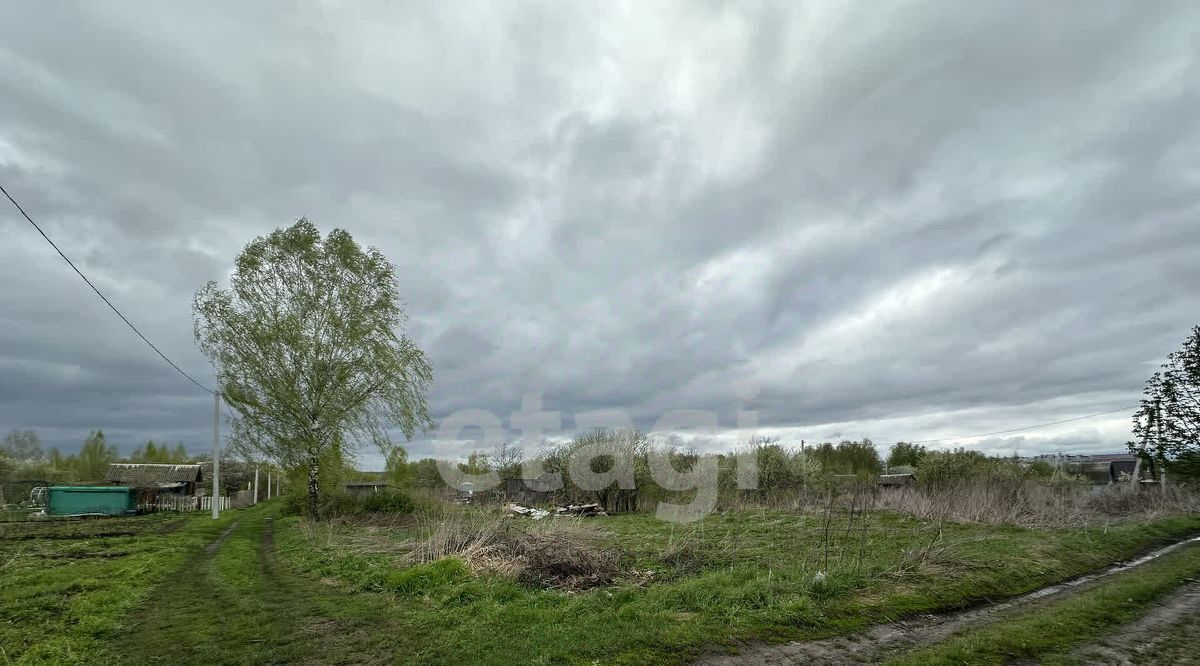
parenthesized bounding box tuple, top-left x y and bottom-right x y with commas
(1070, 579, 1200, 665)
(696, 536, 1200, 665)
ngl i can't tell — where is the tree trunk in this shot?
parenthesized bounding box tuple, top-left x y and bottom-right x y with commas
(307, 454, 321, 519)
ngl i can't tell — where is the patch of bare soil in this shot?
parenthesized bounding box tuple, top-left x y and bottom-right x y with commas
(695, 535, 1200, 665)
(203, 520, 239, 555)
(155, 517, 189, 534)
(43, 549, 131, 560)
(1070, 579, 1200, 665)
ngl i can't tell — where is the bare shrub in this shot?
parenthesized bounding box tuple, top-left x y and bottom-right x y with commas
(409, 515, 623, 590)
(875, 477, 1200, 527)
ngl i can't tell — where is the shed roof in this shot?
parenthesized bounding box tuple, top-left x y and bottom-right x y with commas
(1084, 453, 1137, 463)
(877, 473, 916, 486)
(515, 473, 561, 493)
(105, 463, 203, 487)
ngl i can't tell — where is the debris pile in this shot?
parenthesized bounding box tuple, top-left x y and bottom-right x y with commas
(410, 516, 622, 590)
(555, 503, 607, 517)
(506, 503, 550, 520)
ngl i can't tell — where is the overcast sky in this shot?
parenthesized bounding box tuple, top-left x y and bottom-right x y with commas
(2, 1, 1199, 467)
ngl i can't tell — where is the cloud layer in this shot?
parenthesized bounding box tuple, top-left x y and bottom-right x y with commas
(2, 1, 1199, 465)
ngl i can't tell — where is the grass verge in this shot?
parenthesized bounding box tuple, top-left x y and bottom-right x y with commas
(885, 542, 1200, 665)
(0, 512, 235, 665)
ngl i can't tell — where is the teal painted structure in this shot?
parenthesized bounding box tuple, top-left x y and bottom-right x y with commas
(47, 486, 135, 516)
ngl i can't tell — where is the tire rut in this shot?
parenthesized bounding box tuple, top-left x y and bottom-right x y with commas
(1070, 579, 1200, 665)
(696, 535, 1200, 665)
(204, 520, 240, 555)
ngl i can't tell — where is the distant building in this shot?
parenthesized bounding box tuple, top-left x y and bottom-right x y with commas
(1080, 454, 1138, 485)
(1022, 453, 1139, 485)
(105, 463, 203, 495)
(343, 481, 389, 498)
(876, 473, 916, 488)
(505, 473, 561, 504)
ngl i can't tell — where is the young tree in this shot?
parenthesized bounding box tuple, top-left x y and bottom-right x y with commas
(76, 430, 118, 480)
(193, 219, 433, 518)
(887, 441, 927, 468)
(1, 430, 43, 461)
(1129, 326, 1200, 477)
(384, 447, 411, 487)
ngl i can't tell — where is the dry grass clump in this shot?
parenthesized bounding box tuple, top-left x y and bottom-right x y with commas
(874, 479, 1200, 527)
(409, 514, 623, 590)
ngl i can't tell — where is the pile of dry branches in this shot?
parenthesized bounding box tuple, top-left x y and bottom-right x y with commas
(409, 515, 623, 590)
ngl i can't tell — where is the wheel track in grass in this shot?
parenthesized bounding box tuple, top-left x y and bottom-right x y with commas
(1069, 579, 1200, 664)
(117, 507, 405, 665)
(695, 534, 1200, 665)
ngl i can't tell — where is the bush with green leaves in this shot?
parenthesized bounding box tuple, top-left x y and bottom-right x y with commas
(361, 490, 414, 514)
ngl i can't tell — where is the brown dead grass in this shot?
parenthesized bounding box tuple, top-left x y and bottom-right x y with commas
(875, 481, 1200, 527)
(408, 514, 624, 590)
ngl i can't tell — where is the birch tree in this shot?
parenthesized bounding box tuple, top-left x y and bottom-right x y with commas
(193, 219, 433, 517)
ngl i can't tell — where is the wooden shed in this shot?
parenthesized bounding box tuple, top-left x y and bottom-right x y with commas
(876, 473, 916, 488)
(105, 463, 203, 495)
(504, 473, 561, 504)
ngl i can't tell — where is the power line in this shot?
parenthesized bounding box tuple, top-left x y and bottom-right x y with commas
(1, 182, 215, 395)
(909, 404, 1138, 444)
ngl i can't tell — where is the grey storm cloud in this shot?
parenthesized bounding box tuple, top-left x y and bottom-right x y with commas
(2, 1, 1199, 466)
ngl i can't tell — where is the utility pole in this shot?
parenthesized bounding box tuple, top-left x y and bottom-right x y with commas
(1156, 399, 1167, 495)
(212, 390, 221, 519)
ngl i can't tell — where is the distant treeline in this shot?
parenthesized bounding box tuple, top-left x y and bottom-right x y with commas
(0, 429, 195, 488)
(384, 430, 1084, 513)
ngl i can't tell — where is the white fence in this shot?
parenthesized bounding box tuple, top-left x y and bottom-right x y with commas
(200, 495, 234, 512)
(138, 490, 257, 514)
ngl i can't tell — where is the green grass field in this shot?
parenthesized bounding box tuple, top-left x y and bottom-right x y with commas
(273, 508, 1200, 664)
(2, 503, 1198, 665)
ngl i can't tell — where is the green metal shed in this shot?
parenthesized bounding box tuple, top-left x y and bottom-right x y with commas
(47, 486, 135, 516)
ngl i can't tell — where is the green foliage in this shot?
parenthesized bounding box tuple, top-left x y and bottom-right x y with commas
(360, 490, 414, 514)
(1130, 325, 1200, 467)
(722, 439, 824, 500)
(1027, 459, 1055, 478)
(386, 558, 471, 595)
(915, 449, 1066, 492)
(917, 448, 992, 490)
(76, 430, 119, 481)
(384, 447, 410, 487)
(193, 219, 434, 517)
(810, 439, 883, 476)
(127, 441, 191, 464)
(407, 458, 445, 489)
(285, 488, 414, 518)
(886, 441, 926, 468)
